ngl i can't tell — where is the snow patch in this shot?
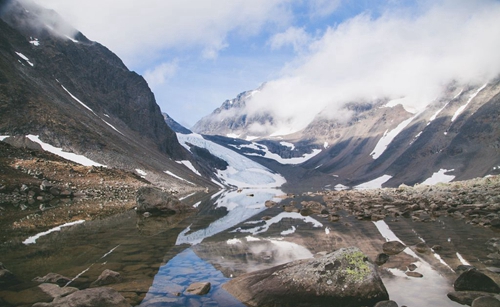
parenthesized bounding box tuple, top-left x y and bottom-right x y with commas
(281, 226, 296, 236)
(60, 84, 95, 114)
(451, 84, 487, 122)
(355, 175, 392, 190)
(15, 52, 34, 66)
(235, 142, 321, 165)
(26, 135, 105, 167)
(164, 170, 195, 185)
(29, 37, 40, 46)
(456, 252, 470, 266)
(371, 113, 419, 159)
(324, 142, 329, 149)
(421, 169, 455, 185)
(176, 160, 201, 176)
(23, 220, 85, 244)
(135, 169, 147, 178)
(102, 119, 124, 135)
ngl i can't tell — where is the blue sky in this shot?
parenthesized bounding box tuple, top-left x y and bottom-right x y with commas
(33, 0, 500, 130)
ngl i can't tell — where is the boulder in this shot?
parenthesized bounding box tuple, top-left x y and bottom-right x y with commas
(382, 241, 406, 255)
(374, 300, 399, 307)
(448, 291, 497, 306)
(472, 296, 500, 307)
(415, 242, 429, 253)
(223, 247, 389, 307)
(32, 287, 130, 307)
(186, 282, 211, 295)
(33, 272, 71, 286)
(454, 269, 500, 293)
(91, 269, 122, 287)
(135, 186, 194, 214)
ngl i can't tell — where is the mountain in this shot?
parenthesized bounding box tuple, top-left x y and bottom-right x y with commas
(193, 80, 500, 192)
(0, 0, 215, 190)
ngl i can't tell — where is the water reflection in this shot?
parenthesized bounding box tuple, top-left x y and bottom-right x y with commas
(175, 188, 284, 245)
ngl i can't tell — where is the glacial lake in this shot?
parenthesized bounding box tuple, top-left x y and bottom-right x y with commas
(1, 188, 498, 306)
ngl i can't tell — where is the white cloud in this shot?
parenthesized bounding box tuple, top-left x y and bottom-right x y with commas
(269, 26, 311, 52)
(240, 0, 500, 135)
(143, 60, 178, 88)
(32, 0, 292, 66)
(307, 0, 341, 18)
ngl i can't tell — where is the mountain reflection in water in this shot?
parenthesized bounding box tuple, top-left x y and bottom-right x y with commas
(1, 189, 497, 306)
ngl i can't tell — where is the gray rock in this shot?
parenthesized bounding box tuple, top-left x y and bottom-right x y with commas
(405, 271, 423, 278)
(472, 296, 500, 307)
(38, 283, 79, 298)
(32, 287, 130, 307)
(374, 300, 399, 307)
(40, 180, 52, 191)
(382, 241, 406, 255)
(136, 186, 195, 214)
(90, 269, 122, 287)
(186, 282, 211, 295)
(415, 242, 429, 253)
(448, 291, 496, 306)
(223, 246, 389, 307)
(454, 269, 500, 293)
(32, 272, 71, 286)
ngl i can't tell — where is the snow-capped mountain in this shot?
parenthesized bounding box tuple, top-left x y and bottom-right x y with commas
(192, 79, 500, 191)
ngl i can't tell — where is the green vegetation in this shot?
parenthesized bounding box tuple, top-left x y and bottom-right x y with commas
(344, 250, 370, 282)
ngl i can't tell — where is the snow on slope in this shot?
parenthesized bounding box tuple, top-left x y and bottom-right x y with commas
(177, 133, 286, 188)
(421, 169, 455, 185)
(25, 135, 105, 167)
(371, 113, 419, 160)
(176, 188, 284, 245)
(231, 142, 322, 165)
(355, 174, 392, 189)
(451, 84, 487, 122)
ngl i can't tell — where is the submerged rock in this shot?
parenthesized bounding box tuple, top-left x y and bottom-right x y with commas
(32, 272, 71, 286)
(91, 269, 122, 287)
(223, 246, 389, 307)
(32, 287, 130, 307)
(382, 241, 406, 255)
(472, 296, 500, 307)
(186, 282, 211, 295)
(136, 186, 194, 214)
(448, 291, 497, 306)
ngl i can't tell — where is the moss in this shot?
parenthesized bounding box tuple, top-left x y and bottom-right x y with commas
(343, 250, 370, 282)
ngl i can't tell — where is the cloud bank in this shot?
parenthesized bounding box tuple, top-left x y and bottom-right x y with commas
(243, 0, 500, 134)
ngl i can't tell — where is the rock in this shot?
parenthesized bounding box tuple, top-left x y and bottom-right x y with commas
(186, 282, 211, 295)
(135, 186, 194, 214)
(415, 242, 429, 253)
(38, 283, 79, 298)
(40, 180, 52, 191)
(49, 186, 61, 196)
(375, 253, 390, 265)
(457, 265, 476, 273)
(91, 269, 122, 287)
(32, 272, 71, 286)
(407, 264, 417, 271)
(382, 241, 406, 255)
(472, 296, 500, 307)
(223, 247, 389, 307)
(265, 200, 277, 208)
(405, 271, 423, 278)
(448, 291, 497, 306)
(454, 269, 500, 293)
(32, 287, 130, 307)
(487, 267, 500, 274)
(432, 245, 442, 251)
(490, 219, 500, 228)
(374, 300, 399, 307)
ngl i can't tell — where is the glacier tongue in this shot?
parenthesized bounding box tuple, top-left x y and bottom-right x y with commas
(176, 133, 286, 188)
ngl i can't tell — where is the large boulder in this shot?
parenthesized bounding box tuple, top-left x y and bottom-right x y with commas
(90, 269, 122, 287)
(454, 269, 500, 293)
(135, 187, 195, 214)
(32, 287, 130, 307)
(223, 247, 389, 307)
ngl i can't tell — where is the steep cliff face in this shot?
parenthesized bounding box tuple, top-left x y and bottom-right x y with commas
(0, 0, 217, 190)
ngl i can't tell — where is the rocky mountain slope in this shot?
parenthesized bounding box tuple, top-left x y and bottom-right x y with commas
(0, 0, 216, 191)
(193, 79, 500, 191)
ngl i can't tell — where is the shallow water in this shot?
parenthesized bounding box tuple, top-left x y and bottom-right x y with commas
(1, 189, 499, 306)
